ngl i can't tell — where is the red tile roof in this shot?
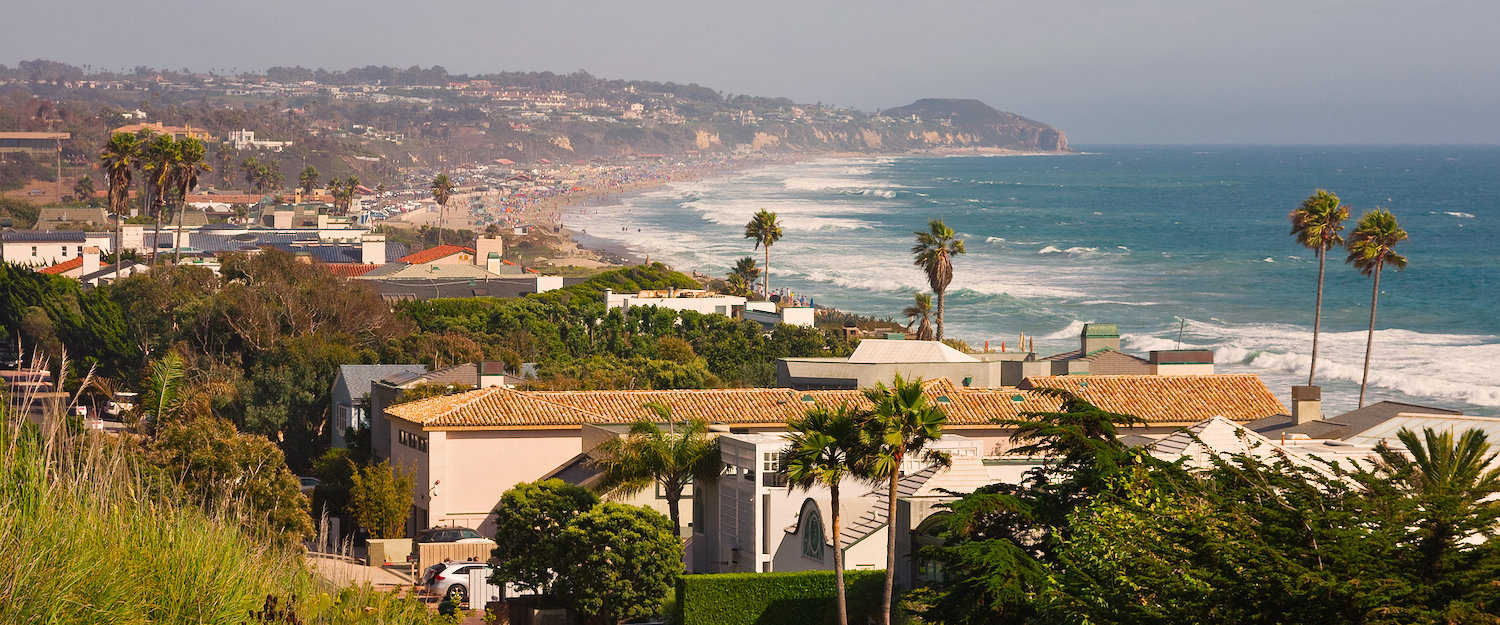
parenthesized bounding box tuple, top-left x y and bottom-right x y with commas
(325, 263, 379, 277)
(386, 374, 1287, 430)
(398, 245, 475, 265)
(39, 257, 82, 275)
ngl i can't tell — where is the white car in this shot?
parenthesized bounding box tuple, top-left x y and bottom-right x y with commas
(424, 561, 493, 604)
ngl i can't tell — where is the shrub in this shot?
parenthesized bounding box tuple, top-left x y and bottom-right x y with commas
(676, 569, 885, 625)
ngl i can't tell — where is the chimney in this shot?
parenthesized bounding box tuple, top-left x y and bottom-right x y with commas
(361, 234, 386, 265)
(1291, 386, 1322, 425)
(82, 246, 101, 276)
(1080, 323, 1120, 354)
(478, 361, 506, 388)
(486, 252, 501, 274)
(474, 234, 504, 267)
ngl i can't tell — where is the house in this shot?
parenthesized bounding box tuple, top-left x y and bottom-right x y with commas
(779, 325, 1215, 390)
(330, 364, 428, 448)
(605, 288, 815, 328)
(369, 362, 515, 462)
(2, 230, 117, 265)
(379, 374, 1285, 537)
(226, 129, 292, 152)
(0, 131, 69, 157)
(32, 206, 109, 229)
(110, 122, 213, 141)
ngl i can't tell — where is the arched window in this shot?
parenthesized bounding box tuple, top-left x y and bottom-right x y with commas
(800, 501, 825, 561)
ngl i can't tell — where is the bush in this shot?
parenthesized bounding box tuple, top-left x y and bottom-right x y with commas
(676, 570, 884, 625)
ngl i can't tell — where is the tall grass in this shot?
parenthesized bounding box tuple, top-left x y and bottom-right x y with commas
(0, 394, 444, 623)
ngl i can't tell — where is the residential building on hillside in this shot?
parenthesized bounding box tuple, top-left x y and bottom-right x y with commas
(226, 129, 292, 151)
(605, 288, 815, 328)
(331, 364, 428, 448)
(379, 375, 1285, 538)
(110, 121, 213, 141)
(2, 230, 117, 265)
(0, 131, 69, 157)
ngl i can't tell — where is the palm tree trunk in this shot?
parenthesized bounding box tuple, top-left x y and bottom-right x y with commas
(114, 196, 123, 282)
(173, 198, 186, 264)
(1309, 247, 1327, 385)
(667, 490, 682, 540)
(763, 246, 770, 299)
(882, 460, 900, 625)
(832, 481, 847, 625)
(1359, 264, 1381, 407)
(151, 190, 163, 266)
(935, 289, 946, 341)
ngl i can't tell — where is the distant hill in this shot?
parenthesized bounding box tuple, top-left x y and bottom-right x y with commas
(881, 99, 1068, 152)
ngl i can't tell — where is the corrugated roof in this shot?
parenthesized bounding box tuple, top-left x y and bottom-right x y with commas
(387, 374, 1287, 430)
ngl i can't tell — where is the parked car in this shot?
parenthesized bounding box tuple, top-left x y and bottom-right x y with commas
(104, 392, 138, 419)
(298, 477, 320, 496)
(424, 561, 492, 604)
(414, 526, 490, 544)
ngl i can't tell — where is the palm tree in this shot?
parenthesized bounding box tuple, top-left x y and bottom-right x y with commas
(1345, 208, 1408, 407)
(861, 374, 951, 625)
(903, 293, 935, 341)
(431, 174, 455, 244)
(99, 133, 140, 282)
(171, 138, 210, 263)
(345, 175, 361, 214)
(72, 175, 95, 203)
(592, 402, 722, 538)
(327, 177, 346, 213)
(744, 209, 783, 297)
(141, 134, 180, 265)
(727, 256, 760, 297)
(1289, 190, 1350, 385)
(298, 165, 319, 195)
(911, 219, 966, 340)
(782, 403, 869, 625)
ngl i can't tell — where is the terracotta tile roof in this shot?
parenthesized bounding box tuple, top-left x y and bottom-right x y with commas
(398, 245, 475, 264)
(325, 263, 379, 277)
(39, 257, 82, 275)
(385, 374, 1287, 430)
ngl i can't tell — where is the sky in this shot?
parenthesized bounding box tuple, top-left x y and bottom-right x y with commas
(2, 0, 1497, 144)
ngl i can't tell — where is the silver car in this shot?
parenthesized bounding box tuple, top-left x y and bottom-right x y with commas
(424, 561, 493, 604)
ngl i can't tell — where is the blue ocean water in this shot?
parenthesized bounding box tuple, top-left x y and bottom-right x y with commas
(565, 146, 1500, 417)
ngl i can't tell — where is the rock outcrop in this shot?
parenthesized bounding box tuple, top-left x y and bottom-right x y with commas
(881, 99, 1068, 152)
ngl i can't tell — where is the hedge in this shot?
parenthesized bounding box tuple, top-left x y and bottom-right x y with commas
(676, 569, 884, 625)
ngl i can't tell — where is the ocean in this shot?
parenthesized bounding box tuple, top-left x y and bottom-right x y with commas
(563, 146, 1500, 418)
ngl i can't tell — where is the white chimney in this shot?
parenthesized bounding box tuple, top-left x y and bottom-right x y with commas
(82, 246, 101, 276)
(361, 234, 386, 265)
(486, 252, 501, 274)
(1291, 385, 1322, 425)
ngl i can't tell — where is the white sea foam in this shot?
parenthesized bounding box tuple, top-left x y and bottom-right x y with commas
(1445, 211, 1476, 218)
(1038, 246, 1101, 255)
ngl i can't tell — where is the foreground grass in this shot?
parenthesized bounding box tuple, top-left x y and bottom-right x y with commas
(0, 416, 448, 624)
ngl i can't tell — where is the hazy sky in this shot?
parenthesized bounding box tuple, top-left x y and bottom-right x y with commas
(4, 0, 1496, 144)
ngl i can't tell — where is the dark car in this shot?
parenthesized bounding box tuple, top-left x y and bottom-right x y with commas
(414, 526, 489, 544)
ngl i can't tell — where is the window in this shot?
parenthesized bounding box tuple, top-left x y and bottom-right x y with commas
(762, 451, 787, 487)
(78, 246, 83, 254)
(801, 507, 825, 561)
(398, 430, 428, 452)
(31, 247, 37, 257)
(61, 248, 68, 257)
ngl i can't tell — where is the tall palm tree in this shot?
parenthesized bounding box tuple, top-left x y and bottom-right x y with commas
(345, 175, 361, 214)
(592, 402, 721, 538)
(99, 133, 141, 282)
(782, 403, 869, 625)
(861, 374, 951, 625)
(141, 134, 180, 265)
(911, 219, 966, 340)
(1289, 189, 1350, 385)
(431, 174, 454, 244)
(171, 138, 210, 263)
(298, 165, 319, 195)
(1345, 208, 1408, 407)
(744, 209, 783, 298)
(903, 293, 935, 341)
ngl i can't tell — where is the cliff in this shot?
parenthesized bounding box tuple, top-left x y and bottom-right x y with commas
(880, 99, 1068, 152)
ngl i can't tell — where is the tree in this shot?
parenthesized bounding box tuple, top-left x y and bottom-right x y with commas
(71, 175, 95, 203)
(730, 256, 760, 296)
(592, 403, 721, 538)
(903, 293, 935, 341)
(298, 165, 319, 195)
(1375, 427, 1500, 585)
(490, 479, 601, 595)
(911, 219, 965, 340)
(553, 503, 683, 625)
(142, 134, 179, 265)
(1288, 189, 1349, 385)
(782, 403, 869, 625)
(743, 209, 783, 297)
(171, 137, 209, 263)
(349, 460, 416, 539)
(1345, 208, 1407, 407)
(99, 132, 140, 283)
(861, 374, 951, 625)
(430, 174, 454, 242)
(148, 415, 314, 544)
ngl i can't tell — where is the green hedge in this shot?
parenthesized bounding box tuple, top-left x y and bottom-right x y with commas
(676, 570, 884, 625)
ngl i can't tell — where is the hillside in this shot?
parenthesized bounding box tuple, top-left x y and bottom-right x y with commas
(881, 99, 1068, 151)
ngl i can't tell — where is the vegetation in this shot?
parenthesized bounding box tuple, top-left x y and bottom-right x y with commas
(675, 570, 885, 625)
(299, 165, 319, 194)
(348, 460, 416, 539)
(744, 209, 783, 297)
(1288, 189, 1349, 385)
(490, 479, 601, 595)
(781, 403, 870, 625)
(593, 404, 723, 537)
(1345, 207, 1408, 407)
(903, 293, 934, 341)
(431, 173, 454, 241)
(911, 218, 965, 341)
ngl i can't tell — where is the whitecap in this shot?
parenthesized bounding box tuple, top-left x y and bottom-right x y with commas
(1445, 211, 1475, 218)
